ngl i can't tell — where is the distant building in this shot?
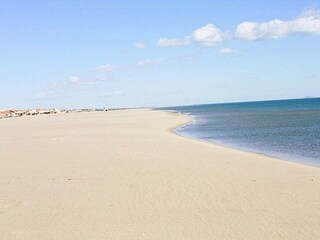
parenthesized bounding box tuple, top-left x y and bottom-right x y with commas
(0, 108, 101, 120)
(26, 109, 38, 115)
(0, 110, 16, 118)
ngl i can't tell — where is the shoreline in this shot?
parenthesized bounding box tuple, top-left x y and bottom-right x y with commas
(1, 109, 319, 239)
(165, 110, 319, 168)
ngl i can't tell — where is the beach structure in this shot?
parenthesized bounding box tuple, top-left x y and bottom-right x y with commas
(26, 109, 38, 116)
(0, 108, 63, 119)
(0, 110, 16, 118)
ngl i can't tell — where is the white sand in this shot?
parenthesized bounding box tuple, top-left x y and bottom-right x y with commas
(0, 109, 319, 239)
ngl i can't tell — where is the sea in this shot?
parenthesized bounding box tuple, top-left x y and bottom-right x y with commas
(161, 98, 320, 167)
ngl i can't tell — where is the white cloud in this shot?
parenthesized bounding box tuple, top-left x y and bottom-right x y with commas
(154, 10, 320, 47)
(235, 9, 320, 40)
(35, 81, 68, 98)
(134, 42, 145, 49)
(157, 36, 191, 47)
(157, 24, 225, 47)
(35, 74, 109, 99)
(69, 76, 81, 84)
(137, 59, 161, 67)
(99, 90, 122, 97)
(218, 47, 234, 54)
(94, 64, 115, 71)
(193, 24, 224, 46)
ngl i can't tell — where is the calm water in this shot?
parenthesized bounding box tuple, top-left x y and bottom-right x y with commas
(161, 98, 320, 167)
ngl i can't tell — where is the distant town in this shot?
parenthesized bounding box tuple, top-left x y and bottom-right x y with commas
(0, 108, 120, 119)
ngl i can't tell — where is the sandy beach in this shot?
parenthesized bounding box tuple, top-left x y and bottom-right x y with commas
(0, 109, 319, 239)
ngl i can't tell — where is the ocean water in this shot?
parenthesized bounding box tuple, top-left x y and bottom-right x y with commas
(162, 98, 320, 167)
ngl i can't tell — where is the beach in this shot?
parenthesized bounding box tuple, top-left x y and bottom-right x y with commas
(0, 109, 319, 239)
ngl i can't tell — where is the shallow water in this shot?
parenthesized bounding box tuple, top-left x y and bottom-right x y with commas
(161, 98, 320, 167)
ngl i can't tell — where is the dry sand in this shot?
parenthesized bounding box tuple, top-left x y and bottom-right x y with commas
(0, 109, 319, 239)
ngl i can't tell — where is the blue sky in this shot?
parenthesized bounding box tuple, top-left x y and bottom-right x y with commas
(1, 0, 320, 109)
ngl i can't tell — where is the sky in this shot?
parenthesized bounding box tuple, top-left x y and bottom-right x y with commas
(1, 0, 320, 109)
